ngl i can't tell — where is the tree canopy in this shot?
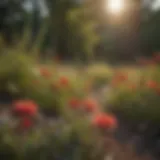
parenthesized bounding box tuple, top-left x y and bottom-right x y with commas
(1, 0, 160, 62)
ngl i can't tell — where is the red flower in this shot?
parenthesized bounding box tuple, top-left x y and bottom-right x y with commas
(113, 72, 128, 82)
(13, 100, 38, 116)
(20, 117, 32, 129)
(92, 113, 117, 129)
(117, 74, 127, 82)
(146, 80, 158, 89)
(69, 98, 80, 109)
(111, 72, 127, 87)
(59, 77, 69, 86)
(82, 99, 98, 112)
(40, 68, 51, 78)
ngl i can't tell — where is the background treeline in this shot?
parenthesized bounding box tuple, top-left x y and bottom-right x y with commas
(0, 0, 160, 63)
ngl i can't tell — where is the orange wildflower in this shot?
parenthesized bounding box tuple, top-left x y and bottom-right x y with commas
(92, 113, 117, 129)
(59, 77, 69, 86)
(40, 68, 51, 78)
(146, 80, 158, 89)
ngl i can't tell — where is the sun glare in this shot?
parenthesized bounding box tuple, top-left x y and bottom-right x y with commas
(107, 0, 124, 14)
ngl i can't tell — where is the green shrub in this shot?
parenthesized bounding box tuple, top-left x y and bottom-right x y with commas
(0, 50, 87, 116)
(0, 112, 108, 160)
(87, 63, 112, 89)
(0, 33, 114, 160)
(0, 52, 37, 98)
(107, 65, 160, 128)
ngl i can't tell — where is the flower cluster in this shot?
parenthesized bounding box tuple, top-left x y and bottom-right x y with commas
(69, 98, 98, 112)
(13, 100, 38, 130)
(11, 65, 118, 133)
(92, 113, 117, 129)
(111, 71, 128, 87)
(59, 77, 69, 86)
(40, 68, 51, 78)
(68, 97, 117, 130)
(13, 100, 38, 116)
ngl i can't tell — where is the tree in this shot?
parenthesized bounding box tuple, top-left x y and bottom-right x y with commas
(45, 0, 99, 62)
(0, 0, 26, 44)
(45, 0, 76, 58)
(140, 9, 160, 56)
(86, 0, 143, 61)
(67, 6, 99, 63)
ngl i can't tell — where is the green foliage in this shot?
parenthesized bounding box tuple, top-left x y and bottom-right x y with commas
(0, 45, 89, 116)
(140, 9, 160, 54)
(0, 2, 115, 159)
(0, 46, 108, 159)
(107, 65, 160, 127)
(0, 52, 36, 97)
(86, 63, 112, 88)
(0, 0, 26, 44)
(67, 6, 99, 62)
(0, 111, 107, 160)
(45, 0, 99, 61)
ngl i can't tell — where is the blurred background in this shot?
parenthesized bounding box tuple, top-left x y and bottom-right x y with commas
(0, 1, 160, 160)
(1, 0, 160, 64)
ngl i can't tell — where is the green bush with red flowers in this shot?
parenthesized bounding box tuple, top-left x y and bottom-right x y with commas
(107, 54, 160, 130)
(0, 50, 90, 117)
(0, 52, 36, 99)
(0, 97, 117, 160)
(0, 46, 118, 160)
(0, 29, 118, 159)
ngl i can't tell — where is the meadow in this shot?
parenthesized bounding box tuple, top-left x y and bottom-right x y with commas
(0, 40, 159, 160)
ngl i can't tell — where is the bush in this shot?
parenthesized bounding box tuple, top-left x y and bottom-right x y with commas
(86, 63, 112, 89)
(0, 50, 89, 117)
(0, 38, 117, 159)
(0, 52, 37, 101)
(0, 98, 117, 160)
(107, 58, 160, 132)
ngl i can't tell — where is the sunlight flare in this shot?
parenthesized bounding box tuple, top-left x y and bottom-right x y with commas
(107, 0, 125, 14)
